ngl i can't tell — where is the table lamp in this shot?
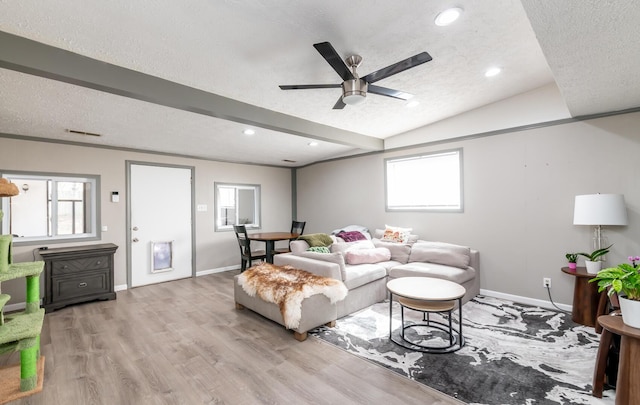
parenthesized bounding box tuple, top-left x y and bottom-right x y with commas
(573, 193, 628, 250)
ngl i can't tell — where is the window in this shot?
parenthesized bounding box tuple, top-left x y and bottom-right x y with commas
(385, 148, 463, 212)
(214, 182, 261, 231)
(1, 172, 100, 245)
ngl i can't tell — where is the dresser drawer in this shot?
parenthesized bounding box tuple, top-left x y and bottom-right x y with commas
(52, 255, 109, 275)
(52, 272, 109, 300)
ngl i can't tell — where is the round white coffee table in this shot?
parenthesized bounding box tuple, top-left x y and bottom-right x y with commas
(387, 277, 466, 353)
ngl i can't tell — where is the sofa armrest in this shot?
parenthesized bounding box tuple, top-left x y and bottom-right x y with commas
(273, 254, 343, 281)
(470, 249, 480, 273)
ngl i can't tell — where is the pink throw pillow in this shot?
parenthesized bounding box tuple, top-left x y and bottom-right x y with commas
(345, 248, 391, 265)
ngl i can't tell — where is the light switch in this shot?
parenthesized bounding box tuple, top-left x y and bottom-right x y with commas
(197, 204, 207, 212)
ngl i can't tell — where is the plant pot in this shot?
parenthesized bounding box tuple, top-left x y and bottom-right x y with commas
(585, 260, 602, 274)
(619, 296, 640, 329)
(568, 262, 577, 270)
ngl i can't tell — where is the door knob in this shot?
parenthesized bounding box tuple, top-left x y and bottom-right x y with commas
(133, 226, 139, 231)
(132, 237, 139, 242)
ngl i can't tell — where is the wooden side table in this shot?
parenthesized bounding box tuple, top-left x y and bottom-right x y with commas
(561, 267, 606, 327)
(597, 315, 640, 405)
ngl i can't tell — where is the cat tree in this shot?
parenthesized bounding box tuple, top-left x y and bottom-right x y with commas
(0, 178, 45, 403)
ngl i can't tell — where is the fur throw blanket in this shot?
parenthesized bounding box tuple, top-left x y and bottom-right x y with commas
(237, 262, 348, 329)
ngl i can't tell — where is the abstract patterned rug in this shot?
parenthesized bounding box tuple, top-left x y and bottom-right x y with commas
(310, 296, 616, 405)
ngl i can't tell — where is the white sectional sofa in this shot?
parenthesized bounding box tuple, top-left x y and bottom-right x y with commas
(273, 233, 479, 319)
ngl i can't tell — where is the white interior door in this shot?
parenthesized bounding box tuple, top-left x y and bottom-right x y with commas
(130, 164, 193, 287)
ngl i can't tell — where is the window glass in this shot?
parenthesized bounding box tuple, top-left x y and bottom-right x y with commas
(1, 172, 100, 245)
(385, 149, 463, 212)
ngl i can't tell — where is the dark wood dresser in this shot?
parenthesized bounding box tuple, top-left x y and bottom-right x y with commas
(39, 243, 118, 312)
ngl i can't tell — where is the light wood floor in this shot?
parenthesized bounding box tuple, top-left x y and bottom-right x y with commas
(1, 271, 463, 405)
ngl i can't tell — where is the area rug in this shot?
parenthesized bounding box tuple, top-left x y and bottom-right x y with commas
(309, 296, 616, 405)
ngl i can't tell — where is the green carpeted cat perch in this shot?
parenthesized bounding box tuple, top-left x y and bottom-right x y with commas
(0, 178, 45, 400)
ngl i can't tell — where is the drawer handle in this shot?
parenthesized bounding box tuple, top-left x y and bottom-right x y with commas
(78, 282, 88, 288)
(63, 265, 69, 269)
(96, 261, 101, 265)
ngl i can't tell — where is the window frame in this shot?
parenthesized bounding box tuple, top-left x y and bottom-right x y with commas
(214, 182, 261, 232)
(1, 170, 101, 246)
(384, 148, 464, 213)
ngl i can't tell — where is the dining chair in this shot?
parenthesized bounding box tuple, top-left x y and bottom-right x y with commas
(233, 225, 266, 272)
(273, 220, 306, 255)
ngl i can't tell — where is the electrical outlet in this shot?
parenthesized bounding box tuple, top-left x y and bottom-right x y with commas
(543, 277, 551, 288)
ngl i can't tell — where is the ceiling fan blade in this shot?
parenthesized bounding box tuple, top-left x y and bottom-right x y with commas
(279, 84, 342, 90)
(362, 51, 432, 84)
(314, 42, 355, 81)
(333, 96, 346, 110)
(368, 85, 413, 100)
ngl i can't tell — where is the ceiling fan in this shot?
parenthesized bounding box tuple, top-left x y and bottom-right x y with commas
(279, 41, 432, 109)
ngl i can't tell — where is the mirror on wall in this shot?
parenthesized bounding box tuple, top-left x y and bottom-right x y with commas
(214, 182, 261, 231)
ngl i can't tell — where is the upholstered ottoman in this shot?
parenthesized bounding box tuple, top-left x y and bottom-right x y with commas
(233, 263, 347, 341)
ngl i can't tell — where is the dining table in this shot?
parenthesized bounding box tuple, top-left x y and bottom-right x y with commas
(248, 232, 300, 263)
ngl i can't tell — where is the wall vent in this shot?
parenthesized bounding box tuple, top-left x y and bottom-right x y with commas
(65, 129, 102, 137)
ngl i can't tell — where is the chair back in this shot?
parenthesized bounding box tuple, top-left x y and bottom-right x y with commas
(291, 221, 306, 235)
(233, 225, 251, 256)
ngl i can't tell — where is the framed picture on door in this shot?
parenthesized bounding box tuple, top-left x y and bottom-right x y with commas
(151, 241, 173, 273)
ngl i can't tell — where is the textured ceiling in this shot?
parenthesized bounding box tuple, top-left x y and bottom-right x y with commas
(0, 1, 638, 166)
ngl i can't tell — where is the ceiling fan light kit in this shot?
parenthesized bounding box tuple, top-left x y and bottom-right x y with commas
(342, 79, 368, 105)
(279, 41, 432, 110)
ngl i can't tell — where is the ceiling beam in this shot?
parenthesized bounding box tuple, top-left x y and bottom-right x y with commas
(0, 31, 383, 151)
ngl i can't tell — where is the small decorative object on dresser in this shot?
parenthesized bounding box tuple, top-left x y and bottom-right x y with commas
(39, 243, 118, 312)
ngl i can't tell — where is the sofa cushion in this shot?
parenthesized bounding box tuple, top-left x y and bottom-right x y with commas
(371, 238, 411, 263)
(295, 251, 347, 280)
(330, 239, 376, 255)
(290, 240, 310, 254)
(409, 241, 471, 269)
(345, 248, 391, 265)
(389, 262, 475, 285)
(343, 264, 387, 290)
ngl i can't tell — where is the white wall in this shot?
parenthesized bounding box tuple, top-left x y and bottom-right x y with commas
(0, 137, 292, 303)
(296, 111, 640, 306)
(386, 83, 572, 149)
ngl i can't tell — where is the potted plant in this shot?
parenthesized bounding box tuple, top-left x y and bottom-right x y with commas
(590, 257, 640, 328)
(565, 253, 578, 270)
(578, 245, 612, 274)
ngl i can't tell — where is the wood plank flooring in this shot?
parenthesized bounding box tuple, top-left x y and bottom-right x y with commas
(0, 271, 463, 405)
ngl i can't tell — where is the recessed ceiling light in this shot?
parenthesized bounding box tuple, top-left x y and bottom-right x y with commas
(308, 141, 319, 146)
(435, 7, 463, 26)
(243, 129, 255, 135)
(485, 67, 502, 77)
(407, 101, 420, 108)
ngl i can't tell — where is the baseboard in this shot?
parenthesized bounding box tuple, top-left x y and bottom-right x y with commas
(3, 302, 27, 312)
(197, 265, 239, 276)
(481, 288, 572, 312)
(115, 284, 128, 292)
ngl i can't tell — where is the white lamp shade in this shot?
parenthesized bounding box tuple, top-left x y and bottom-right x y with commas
(573, 194, 628, 225)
